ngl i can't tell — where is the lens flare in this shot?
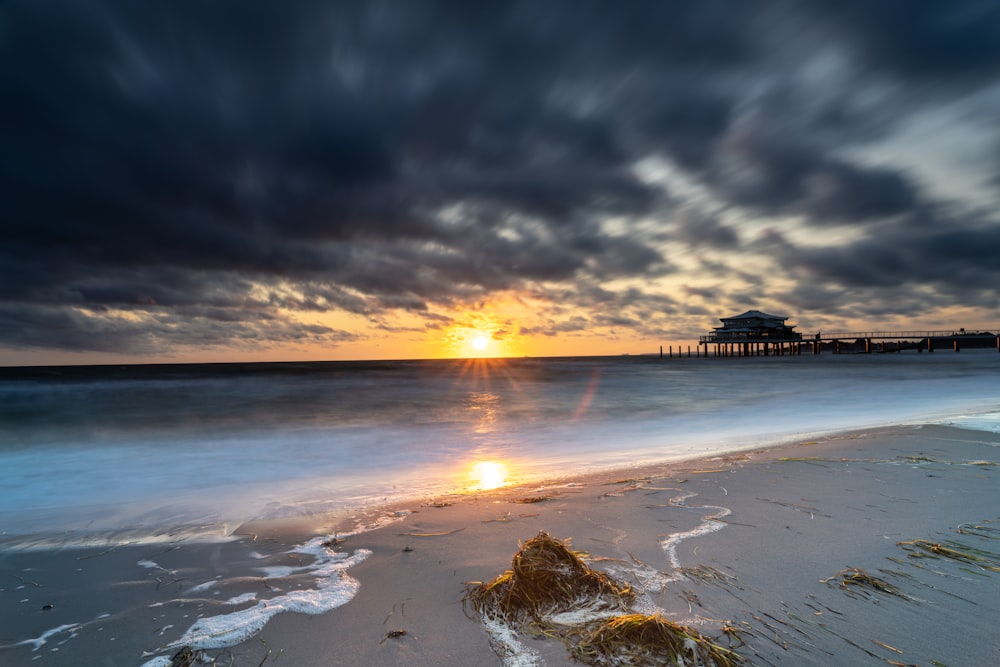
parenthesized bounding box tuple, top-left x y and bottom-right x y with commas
(471, 461, 507, 490)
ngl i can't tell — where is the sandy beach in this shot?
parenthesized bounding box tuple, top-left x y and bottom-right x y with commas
(3, 423, 999, 666)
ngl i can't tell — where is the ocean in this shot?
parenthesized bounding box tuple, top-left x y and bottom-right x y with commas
(3, 351, 999, 545)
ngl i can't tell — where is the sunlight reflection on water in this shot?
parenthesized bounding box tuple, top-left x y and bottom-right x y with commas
(470, 460, 508, 490)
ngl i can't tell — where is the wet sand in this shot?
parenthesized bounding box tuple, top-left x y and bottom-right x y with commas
(2, 424, 999, 666)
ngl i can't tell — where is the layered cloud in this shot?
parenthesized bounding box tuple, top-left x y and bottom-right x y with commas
(1, 0, 998, 357)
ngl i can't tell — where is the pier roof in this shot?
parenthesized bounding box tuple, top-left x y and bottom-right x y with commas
(722, 310, 788, 322)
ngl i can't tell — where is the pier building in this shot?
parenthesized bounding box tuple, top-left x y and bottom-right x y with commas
(700, 310, 802, 357)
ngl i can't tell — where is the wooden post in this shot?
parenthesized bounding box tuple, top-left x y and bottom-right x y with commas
(953, 339, 960, 352)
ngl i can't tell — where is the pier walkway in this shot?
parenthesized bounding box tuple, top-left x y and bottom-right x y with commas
(696, 328, 1000, 357)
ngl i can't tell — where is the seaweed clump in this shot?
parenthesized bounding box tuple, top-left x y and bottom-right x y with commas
(465, 531, 634, 626)
(465, 532, 743, 666)
(570, 613, 743, 667)
(821, 567, 910, 600)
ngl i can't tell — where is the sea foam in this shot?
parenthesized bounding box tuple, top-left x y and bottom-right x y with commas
(141, 538, 370, 663)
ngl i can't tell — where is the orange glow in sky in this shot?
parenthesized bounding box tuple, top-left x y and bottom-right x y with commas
(441, 305, 516, 358)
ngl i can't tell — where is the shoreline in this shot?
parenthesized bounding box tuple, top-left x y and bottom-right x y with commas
(2, 423, 999, 666)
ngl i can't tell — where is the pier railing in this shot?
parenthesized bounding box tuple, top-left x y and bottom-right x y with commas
(699, 333, 801, 343)
(815, 329, 995, 341)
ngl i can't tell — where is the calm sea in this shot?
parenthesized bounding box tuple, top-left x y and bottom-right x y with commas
(2, 352, 999, 542)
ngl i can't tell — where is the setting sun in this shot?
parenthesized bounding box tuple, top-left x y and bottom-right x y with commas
(472, 335, 489, 351)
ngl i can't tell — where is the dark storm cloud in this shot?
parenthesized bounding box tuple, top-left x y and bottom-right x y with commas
(673, 212, 740, 249)
(712, 127, 923, 224)
(1, 0, 999, 353)
(827, 0, 1000, 82)
(773, 219, 1000, 316)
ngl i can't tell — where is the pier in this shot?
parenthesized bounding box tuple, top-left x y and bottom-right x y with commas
(676, 311, 1000, 359)
(697, 328, 1000, 357)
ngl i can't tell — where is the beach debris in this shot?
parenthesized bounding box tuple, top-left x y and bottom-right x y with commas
(897, 539, 1000, 572)
(14, 574, 42, 588)
(601, 478, 652, 496)
(568, 613, 743, 667)
(956, 522, 1000, 540)
(898, 455, 937, 463)
(379, 629, 411, 644)
(756, 497, 828, 519)
(821, 568, 910, 600)
(721, 621, 748, 648)
(608, 477, 652, 485)
(514, 495, 554, 504)
(681, 564, 741, 588)
(872, 639, 903, 654)
(168, 646, 205, 666)
(398, 528, 465, 537)
(465, 532, 743, 666)
(599, 478, 679, 497)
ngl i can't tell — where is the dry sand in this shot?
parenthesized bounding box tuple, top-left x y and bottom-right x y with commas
(2, 424, 999, 666)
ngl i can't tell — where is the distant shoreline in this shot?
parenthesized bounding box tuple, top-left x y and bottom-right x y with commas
(4, 344, 1000, 375)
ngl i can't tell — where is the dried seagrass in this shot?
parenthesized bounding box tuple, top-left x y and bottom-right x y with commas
(465, 531, 634, 625)
(569, 613, 743, 667)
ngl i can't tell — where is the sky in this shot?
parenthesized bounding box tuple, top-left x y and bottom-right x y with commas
(2, 0, 1000, 365)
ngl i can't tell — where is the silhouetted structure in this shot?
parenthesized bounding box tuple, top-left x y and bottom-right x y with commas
(700, 310, 802, 356)
(693, 311, 1000, 358)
